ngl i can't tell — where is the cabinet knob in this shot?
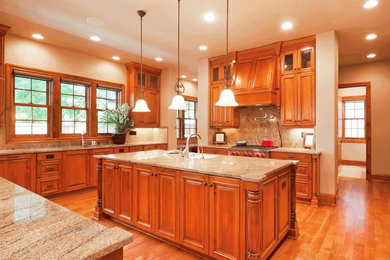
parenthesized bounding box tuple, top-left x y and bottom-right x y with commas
(209, 183, 213, 187)
(204, 182, 207, 186)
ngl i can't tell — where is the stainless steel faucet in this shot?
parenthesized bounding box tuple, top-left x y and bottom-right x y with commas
(81, 131, 86, 147)
(182, 133, 204, 159)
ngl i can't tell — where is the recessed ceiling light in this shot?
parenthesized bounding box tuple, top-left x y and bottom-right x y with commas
(112, 56, 120, 61)
(365, 33, 377, 40)
(89, 35, 101, 42)
(192, 78, 198, 82)
(32, 33, 44, 40)
(203, 12, 216, 22)
(367, 53, 376, 59)
(181, 75, 187, 79)
(199, 45, 208, 51)
(86, 17, 104, 26)
(364, 0, 379, 8)
(155, 57, 163, 62)
(281, 21, 293, 30)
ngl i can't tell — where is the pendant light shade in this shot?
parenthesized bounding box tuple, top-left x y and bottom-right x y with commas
(133, 10, 151, 113)
(168, 94, 187, 110)
(216, 0, 238, 107)
(133, 99, 151, 112)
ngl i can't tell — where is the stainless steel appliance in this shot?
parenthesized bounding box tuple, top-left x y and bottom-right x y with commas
(228, 145, 278, 158)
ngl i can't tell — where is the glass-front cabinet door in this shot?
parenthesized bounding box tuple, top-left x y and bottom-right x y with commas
(281, 50, 296, 75)
(149, 73, 159, 90)
(298, 47, 314, 72)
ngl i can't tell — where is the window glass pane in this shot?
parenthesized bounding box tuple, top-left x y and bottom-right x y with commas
(33, 107, 47, 121)
(355, 101, 365, 109)
(15, 89, 30, 104)
(75, 110, 87, 121)
(351, 120, 358, 129)
(32, 91, 46, 105)
(62, 109, 75, 121)
(61, 94, 73, 107)
(98, 111, 105, 121)
(351, 129, 358, 138)
(345, 110, 354, 119)
(31, 79, 46, 91)
(358, 129, 365, 138)
(15, 77, 31, 90)
(32, 122, 47, 135)
(15, 106, 32, 120)
(107, 100, 116, 109)
(75, 122, 86, 134)
(97, 88, 107, 98)
(73, 96, 85, 108)
(62, 122, 74, 134)
(98, 123, 108, 134)
(345, 129, 352, 138)
(74, 85, 86, 96)
(97, 98, 106, 109)
(107, 90, 117, 99)
(345, 101, 354, 110)
(345, 120, 352, 129)
(15, 121, 32, 135)
(61, 83, 73, 94)
(108, 124, 115, 133)
(358, 119, 365, 129)
(355, 109, 364, 118)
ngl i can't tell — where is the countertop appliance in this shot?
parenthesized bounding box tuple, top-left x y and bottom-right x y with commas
(228, 144, 278, 158)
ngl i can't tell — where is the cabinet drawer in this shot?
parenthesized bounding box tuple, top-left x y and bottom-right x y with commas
(296, 162, 312, 179)
(37, 177, 62, 196)
(155, 144, 168, 150)
(203, 147, 228, 155)
(270, 152, 311, 163)
(143, 145, 156, 151)
(37, 152, 62, 161)
(296, 178, 312, 200)
(113, 147, 129, 154)
(130, 146, 144, 152)
(37, 161, 62, 178)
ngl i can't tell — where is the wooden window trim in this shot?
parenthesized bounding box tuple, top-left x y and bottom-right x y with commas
(5, 64, 124, 144)
(176, 97, 198, 142)
(341, 95, 366, 143)
(96, 86, 121, 135)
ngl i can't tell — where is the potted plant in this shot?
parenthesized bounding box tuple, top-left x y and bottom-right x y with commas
(101, 103, 134, 144)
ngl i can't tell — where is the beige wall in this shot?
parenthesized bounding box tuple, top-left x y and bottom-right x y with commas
(182, 80, 198, 97)
(339, 60, 390, 176)
(316, 31, 339, 196)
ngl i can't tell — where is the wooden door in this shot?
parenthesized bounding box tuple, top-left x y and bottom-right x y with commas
(209, 176, 241, 259)
(0, 154, 36, 192)
(116, 163, 133, 223)
(261, 177, 278, 258)
(179, 172, 209, 254)
(154, 168, 178, 242)
(102, 161, 117, 216)
(89, 148, 113, 187)
(233, 60, 253, 92)
(63, 150, 89, 192)
(278, 171, 291, 239)
(133, 165, 155, 232)
(297, 47, 314, 73)
(297, 71, 315, 126)
(210, 84, 223, 127)
(281, 50, 296, 75)
(144, 90, 159, 126)
(281, 74, 297, 126)
(252, 56, 275, 91)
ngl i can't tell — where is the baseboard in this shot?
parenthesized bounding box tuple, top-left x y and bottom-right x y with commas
(339, 160, 366, 166)
(370, 175, 390, 182)
(319, 190, 339, 206)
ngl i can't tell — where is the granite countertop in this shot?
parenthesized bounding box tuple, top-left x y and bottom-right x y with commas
(96, 150, 297, 182)
(271, 147, 321, 155)
(0, 141, 168, 156)
(0, 177, 133, 260)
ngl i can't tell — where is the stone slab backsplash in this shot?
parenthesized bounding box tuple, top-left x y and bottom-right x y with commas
(208, 106, 315, 148)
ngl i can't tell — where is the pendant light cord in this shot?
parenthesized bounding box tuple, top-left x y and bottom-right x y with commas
(225, 0, 230, 89)
(140, 13, 144, 99)
(178, 0, 181, 80)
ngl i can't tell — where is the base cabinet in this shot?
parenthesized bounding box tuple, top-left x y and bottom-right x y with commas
(0, 154, 36, 192)
(63, 150, 89, 192)
(89, 148, 113, 187)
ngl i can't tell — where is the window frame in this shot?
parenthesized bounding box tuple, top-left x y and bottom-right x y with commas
(342, 95, 366, 143)
(96, 86, 122, 135)
(176, 96, 198, 142)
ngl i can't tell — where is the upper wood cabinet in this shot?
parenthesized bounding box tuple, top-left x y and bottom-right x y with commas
(0, 154, 36, 192)
(281, 47, 315, 75)
(126, 62, 161, 128)
(209, 84, 240, 128)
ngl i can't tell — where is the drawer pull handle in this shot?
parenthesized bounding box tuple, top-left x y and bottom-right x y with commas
(119, 149, 124, 152)
(282, 181, 287, 189)
(47, 167, 55, 172)
(46, 185, 54, 188)
(46, 154, 54, 159)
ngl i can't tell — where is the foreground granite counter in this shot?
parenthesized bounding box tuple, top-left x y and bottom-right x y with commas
(96, 150, 297, 182)
(272, 147, 321, 155)
(0, 177, 133, 260)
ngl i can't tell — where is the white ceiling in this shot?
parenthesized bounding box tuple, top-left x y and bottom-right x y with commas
(0, 0, 389, 79)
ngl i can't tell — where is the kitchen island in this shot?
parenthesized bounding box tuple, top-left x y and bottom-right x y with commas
(0, 177, 133, 260)
(94, 150, 299, 260)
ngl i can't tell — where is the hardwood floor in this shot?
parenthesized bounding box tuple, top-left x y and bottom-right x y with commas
(51, 177, 390, 260)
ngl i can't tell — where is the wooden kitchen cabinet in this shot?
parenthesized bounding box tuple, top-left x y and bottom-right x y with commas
(203, 147, 228, 155)
(155, 144, 168, 150)
(89, 148, 113, 187)
(133, 88, 160, 127)
(209, 84, 240, 128)
(63, 150, 89, 192)
(113, 147, 129, 154)
(0, 154, 36, 192)
(36, 152, 63, 196)
(281, 47, 315, 75)
(143, 144, 156, 151)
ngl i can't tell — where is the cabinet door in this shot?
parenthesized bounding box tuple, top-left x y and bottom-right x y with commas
(209, 177, 241, 260)
(133, 165, 154, 232)
(298, 47, 314, 72)
(148, 72, 160, 91)
(297, 71, 315, 127)
(210, 84, 223, 127)
(144, 90, 159, 126)
(281, 74, 297, 126)
(154, 168, 178, 241)
(281, 50, 296, 75)
(261, 177, 278, 258)
(102, 161, 117, 216)
(278, 171, 291, 239)
(179, 172, 209, 254)
(252, 56, 274, 91)
(89, 148, 113, 187)
(0, 154, 36, 192)
(63, 150, 89, 192)
(233, 60, 253, 92)
(117, 163, 133, 223)
(210, 63, 224, 84)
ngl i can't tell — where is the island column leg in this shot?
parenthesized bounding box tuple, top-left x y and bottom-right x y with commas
(94, 158, 105, 221)
(246, 190, 262, 259)
(289, 165, 300, 239)
(310, 155, 320, 207)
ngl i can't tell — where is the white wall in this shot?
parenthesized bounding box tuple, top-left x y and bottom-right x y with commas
(316, 31, 339, 196)
(340, 60, 390, 176)
(197, 58, 209, 145)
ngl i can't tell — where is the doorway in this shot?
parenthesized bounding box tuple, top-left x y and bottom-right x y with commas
(338, 82, 371, 180)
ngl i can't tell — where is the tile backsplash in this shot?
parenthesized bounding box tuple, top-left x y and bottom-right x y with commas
(209, 106, 315, 148)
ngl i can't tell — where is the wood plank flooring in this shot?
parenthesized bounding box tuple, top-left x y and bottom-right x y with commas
(51, 177, 390, 260)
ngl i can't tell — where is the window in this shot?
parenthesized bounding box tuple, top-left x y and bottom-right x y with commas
(343, 97, 365, 141)
(61, 82, 88, 134)
(177, 99, 197, 139)
(97, 87, 121, 134)
(14, 76, 49, 135)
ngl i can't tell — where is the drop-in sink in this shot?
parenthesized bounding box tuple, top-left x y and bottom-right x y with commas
(189, 153, 218, 159)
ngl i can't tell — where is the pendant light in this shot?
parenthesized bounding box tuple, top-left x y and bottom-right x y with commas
(133, 10, 151, 112)
(216, 0, 238, 107)
(168, 0, 187, 110)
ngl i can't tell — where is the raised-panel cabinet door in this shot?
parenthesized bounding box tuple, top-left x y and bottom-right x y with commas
(209, 176, 241, 260)
(154, 168, 178, 242)
(117, 163, 133, 223)
(89, 148, 113, 187)
(261, 177, 278, 259)
(233, 60, 253, 92)
(179, 172, 209, 254)
(102, 161, 117, 216)
(144, 90, 159, 126)
(0, 154, 36, 192)
(297, 71, 315, 127)
(278, 171, 291, 239)
(281, 74, 297, 126)
(252, 56, 275, 91)
(63, 151, 89, 192)
(133, 165, 154, 232)
(210, 84, 223, 127)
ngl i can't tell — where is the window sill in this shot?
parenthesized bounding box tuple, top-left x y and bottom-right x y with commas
(342, 138, 366, 144)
